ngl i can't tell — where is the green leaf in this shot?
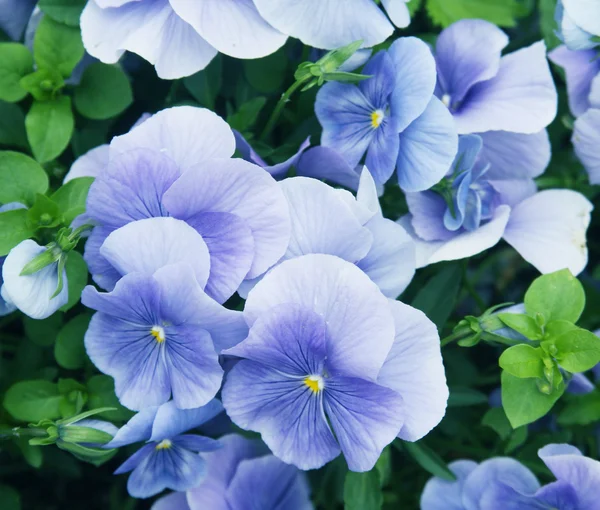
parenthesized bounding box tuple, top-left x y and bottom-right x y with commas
(3, 380, 63, 422)
(0, 151, 49, 204)
(86, 375, 133, 422)
(55, 314, 90, 370)
(447, 387, 488, 407)
(14, 437, 43, 468)
(504, 425, 528, 454)
(524, 269, 586, 324)
(539, 0, 561, 50)
(407, 0, 424, 15)
(343, 470, 382, 510)
(426, 0, 519, 27)
(0, 101, 28, 148)
(0, 209, 36, 256)
(497, 313, 543, 340)
(51, 177, 94, 225)
(57, 378, 87, 418)
(398, 440, 456, 481)
(26, 96, 74, 163)
(544, 320, 579, 340)
(482, 407, 512, 440)
(33, 16, 84, 77)
(554, 328, 600, 373)
(0, 485, 20, 510)
(24, 312, 64, 347)
(411, 263, 462, 329)
(74, 63, 133, 120)
(19, 68, 65, 101)
(27, 194, 62, 229)
(557, 391, 600, 426)
(501, 370, 564, 428)
(38, 0, 87, 27)
(244, 48, 288, 94)
(0, 43, 33, 102)
(183, 55, 222, 109)
(499, 344, 545, 379)
(59, 251, 88, 312)
(227, 97, 267, 132)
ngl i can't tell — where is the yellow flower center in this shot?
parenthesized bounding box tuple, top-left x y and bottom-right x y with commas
(441, 94, 452, 108)
(304, 375, 324, 393)
(155, 439, 172, 450)
(150, 325, 165, 344)
(370, 109, 385, 128)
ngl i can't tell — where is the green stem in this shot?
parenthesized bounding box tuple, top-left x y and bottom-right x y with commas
(0, 427, 48, 440)
(462, 261, 486, 313)
(260, 79, 307, 141)
(440, 328, 469, 347)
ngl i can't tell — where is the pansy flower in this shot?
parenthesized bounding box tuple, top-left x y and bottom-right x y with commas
(106, 400, 223, 499)
(153, 434, 313, 510)
(400, 135, 593, 275)
(223, 254, 448, 471)
(81, 0, 287, 79)
(316, 38, 458, 190)
(555, 0, 600, 51)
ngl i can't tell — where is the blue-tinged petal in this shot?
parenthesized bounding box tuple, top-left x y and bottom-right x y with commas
(127, 443, 207, 498)
(163, 158, 290, 280)
(453, 134, 483, 173)
(106, 406, 159, 448)
(152, 264, 247, 353)
(253, 0, 393, 49)
(225, 304, 328, 377)
(478, 130, 550, 180)
(503, 190, 592, 275)
(589, 74, 600, 108)
(381, 0, 410, 28)
(244, 254, 396, 381)
(222, 360, 340, 470)
(462, 191, 483, 231)
(0, 0, 36, 40)
(295, 146, 361, 191)
(549, 46, 600, 117)
(562, 0, 600, 36)
(184, 212, 254, 304)
(172, 435, 221, 453)
(435, 19, 509, 107)
(420, 460, 478, 510)
(279, 177, 373, 263)
(365, 117, 400, 186)
(573, 109, 600, 184)
(405, 192, 455, 242)
(453, 42, 558, 134)
(150, 400, 224, 441)
(1, 240, 68, 320)
(110, 106, 236, 170)
(378, 300, 447, 441)
(559, 5, 598, 51)
(443, 172, 472, 231)
(538, 443, 600, 509)
(462, 458, 540, 510)
(356, 167, 382, 216)
(356, 217, 416, 299)
(96, 0, 142, 7)
(534, 480, 579, 510)
(169, 0, 286, 59)
(323, 377, 404, 472)
(396, 97, 459, 192)
(359, 51, 396, 110)
(388, 37, 438, 132)
(567, 373, 595, 394)
(152, 492, 190, 510)
(100, 217, 211, 289)
(226, 455, 312, 510)
(86, 148, 178, 229)
(84, 226, 122, 291)
(188, 434, 267, 510)
(64, 144, 109, 183)
(488, 179, 537, 208)
(115, 443, 155, 474)
(315, 82, 375, 170)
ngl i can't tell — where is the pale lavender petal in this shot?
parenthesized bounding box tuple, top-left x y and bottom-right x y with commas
(534, 480, 579, 510)
(296, 146, 361, 190)
(106, 406, 159, 448)
(489, 179, 537, 207)
(562, 0, 600, 35)
(150, 400, 224, 441)
(420, 460, 478, 510)
(573, 108, 600, 184)
(152, 492, 190, 510)
(381, 0, 410, 28)
(64, 144, 110, 183)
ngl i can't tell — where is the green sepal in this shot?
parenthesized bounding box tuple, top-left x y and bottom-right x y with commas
(57, 407, 118, 426)
(58, 425, 113, 445)
(19, 244, 61, 276)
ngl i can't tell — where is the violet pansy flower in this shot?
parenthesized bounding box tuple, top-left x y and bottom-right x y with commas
(223, 254, 448, 472)
(254, 0, 411, 50)
(421, 444, 600, 510)
(153, 434, 313, 510)
(400, 134, 593, 276)
(316, 38, 458, 190)
(81, 0, 287, 79)
(106, 400, 223, 499)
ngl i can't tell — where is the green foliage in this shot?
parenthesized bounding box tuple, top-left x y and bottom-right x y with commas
(54, 314, 90, 370)
(3, 380, 64, 422)
(0, 209, 36, 256)
(26, 96, 74, 163)
(0, 43, 33, 102)
(343, 470, 382, 510)
(184, 55, 223, 109)
(74, 63, 133, 120)
(497, 313, 542, 340)
(0, 485, 21, 510)
(397, 441, 456, 481)
(0, 151, 49, 204)
(0, 101, 28, 148)
(426, 0, 521, 27)
(60, 251, 89, 312)
(499, 344, 545, 378)
(38, 0, 87, 27)
(553, 328, 600, 372)
(412, 263, 462, 329)
(19, 68, 65, 101)
(558, 391, 600, 426)
(51, 177, 93, 225)
(33, 16, 84, 78)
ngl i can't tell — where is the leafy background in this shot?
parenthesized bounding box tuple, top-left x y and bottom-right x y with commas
(1, 0, 600, 509)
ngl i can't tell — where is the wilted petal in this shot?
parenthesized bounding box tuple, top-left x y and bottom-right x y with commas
(169, 0, 286, 59)
(573, 109, 600, 184)
(453, 42, 557, 134)
(502, 190, 593, 275)
(378, 300, 447, 441)
(253, 0, 393, 49)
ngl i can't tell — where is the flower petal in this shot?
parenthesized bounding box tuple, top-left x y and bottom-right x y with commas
(420, 460, 478, 510)
(152, 492, 190, 510)
(222, 360, 340, 470)
(150, 400, 224, 442)
(502, 190, 593, 275)
(64, 144, 110, 183)
(323, 376, 404, 472)
(381, 0, 410, 28)
(106, 406, 159, 448)
(562, 0, 600, 36)
(244, 254, 396, 380)
(84, 226, 122, 291)
(296, 146, 361, 190)
(573, 108, 600, 184)
(452, 42, 558, 134)
(378, 300, 447, 441)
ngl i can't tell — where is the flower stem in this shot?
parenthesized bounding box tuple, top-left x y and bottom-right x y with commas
(260, 79, 307, 141)
(0, 427, 48, 440)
